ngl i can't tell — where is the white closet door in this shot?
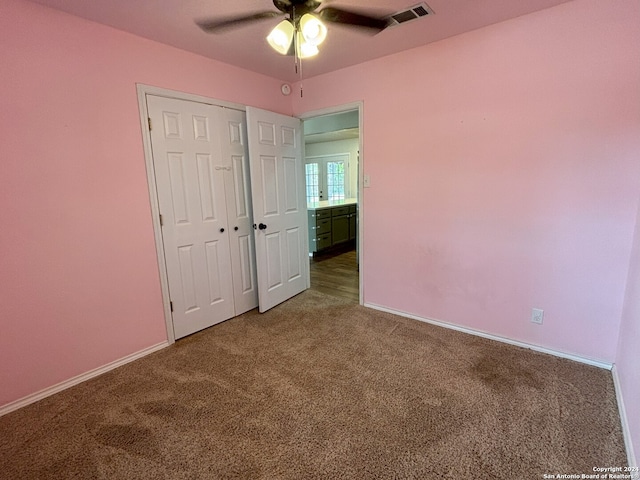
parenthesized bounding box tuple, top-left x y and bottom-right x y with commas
(246, 107, 309, 312)
(147, 95, 235, 339)
(219, 109, 258, 315)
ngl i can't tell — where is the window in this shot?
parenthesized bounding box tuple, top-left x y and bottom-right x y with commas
(326, 161, 345, 201)
(305, 163, 320, 204)
(305, 154, 349, 204)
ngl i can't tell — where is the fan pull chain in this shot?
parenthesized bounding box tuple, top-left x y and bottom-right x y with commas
(294, 45, 303, 97)
(292, 5, 302, 97)
(299, 56, 304, 97)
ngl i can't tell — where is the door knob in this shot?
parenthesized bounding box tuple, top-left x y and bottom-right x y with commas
(220, 228, 225, 233)
(234, 226, 239, 231)
(258, 223, 267, 230)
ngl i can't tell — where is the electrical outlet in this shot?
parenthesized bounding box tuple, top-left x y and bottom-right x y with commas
(363, 174, 371, 188)
(531, 308, 544, 325)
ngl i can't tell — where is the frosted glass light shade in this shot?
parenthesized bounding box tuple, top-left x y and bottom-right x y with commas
(267, 20, 295, 55)
(296, 32, 319, 59)
(299, 14, 327, 46)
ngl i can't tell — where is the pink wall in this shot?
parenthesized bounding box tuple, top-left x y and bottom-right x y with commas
(0, 0, 290, 407)
(619, 204, 640, 464)
(293, 0, 640, 364)
(2, 2, 638, 461)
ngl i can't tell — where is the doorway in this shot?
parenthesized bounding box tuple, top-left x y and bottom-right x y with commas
(302, 106, 362, 304)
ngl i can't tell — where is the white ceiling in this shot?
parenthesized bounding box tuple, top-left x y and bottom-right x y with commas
(305, 128, 359, 144)
(27, 0, 574, 83)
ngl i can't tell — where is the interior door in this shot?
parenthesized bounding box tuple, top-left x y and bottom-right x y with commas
(219, 108, 259, 315)
(147, 95, 235, 339)
(246, 107, 309, 312)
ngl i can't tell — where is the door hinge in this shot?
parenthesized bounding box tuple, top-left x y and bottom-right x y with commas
(170, 301, 173, 312)
(148, 117, 152, 131)
(159, 214, 163, 226)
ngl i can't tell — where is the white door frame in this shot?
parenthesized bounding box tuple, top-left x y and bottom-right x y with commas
(298, 102, 364, 305)
(136, 84, 247, 345)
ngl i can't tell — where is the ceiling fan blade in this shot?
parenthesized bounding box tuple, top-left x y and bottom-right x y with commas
(319, 7, 389, 31)
(196, 11, 282, 33)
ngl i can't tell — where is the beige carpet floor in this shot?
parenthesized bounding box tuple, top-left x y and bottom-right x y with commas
(0, 290, 626, 479)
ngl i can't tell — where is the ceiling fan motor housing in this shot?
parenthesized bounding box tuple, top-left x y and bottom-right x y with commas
(273, 0, 322, 19)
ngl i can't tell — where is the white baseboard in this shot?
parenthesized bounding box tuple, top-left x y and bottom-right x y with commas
(612, 365, 638, 468)
(364, 302, 613, 370)
(0, 341, 169, 417)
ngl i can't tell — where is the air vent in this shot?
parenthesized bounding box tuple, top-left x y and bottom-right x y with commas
(387, 3, 434, 27)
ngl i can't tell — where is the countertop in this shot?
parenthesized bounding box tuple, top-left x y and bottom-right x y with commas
(307, 198, 357, 210)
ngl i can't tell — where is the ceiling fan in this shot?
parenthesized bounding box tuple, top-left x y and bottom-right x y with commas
(196, 0, 389, 59)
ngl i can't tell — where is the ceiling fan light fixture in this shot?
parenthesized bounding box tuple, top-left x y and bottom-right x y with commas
(299, 13, 327, 46)
(267, 19, 295, 55)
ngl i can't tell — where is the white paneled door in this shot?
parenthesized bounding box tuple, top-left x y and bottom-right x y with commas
(219, 108, 259, 316)
(147, 95, 257, 339)
(246, 107, 309, 312)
